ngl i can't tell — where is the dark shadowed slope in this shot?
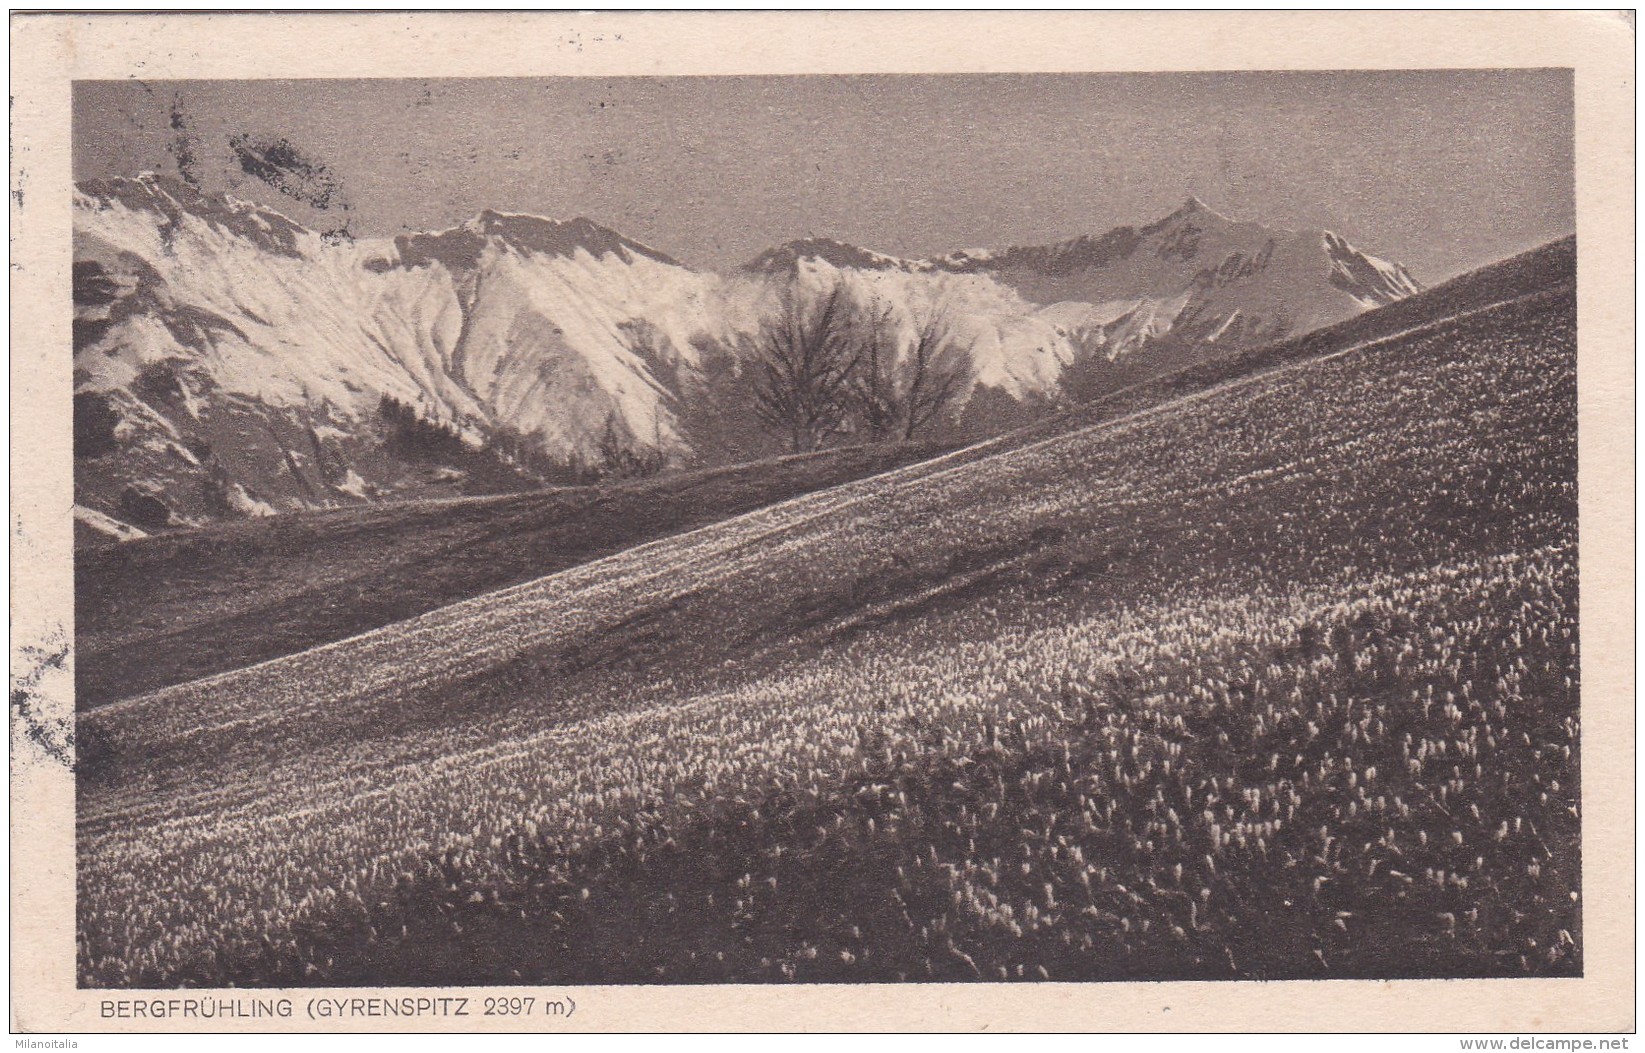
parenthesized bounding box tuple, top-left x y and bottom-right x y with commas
(75, 237, 1572, 708)
(81, 236, 1575, 985)
(75, 440, 946, 707)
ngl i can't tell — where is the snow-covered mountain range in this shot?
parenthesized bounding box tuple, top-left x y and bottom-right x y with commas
(73, 174, 1420, 533)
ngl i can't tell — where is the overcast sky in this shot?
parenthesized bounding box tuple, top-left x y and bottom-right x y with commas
(74, 71, 1573, 283)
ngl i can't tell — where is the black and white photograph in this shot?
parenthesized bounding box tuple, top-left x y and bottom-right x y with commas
(9, 9, 1634, 1037)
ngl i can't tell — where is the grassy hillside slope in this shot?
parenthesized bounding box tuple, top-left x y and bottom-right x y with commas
(74, 238, 1572, 708)
(75, 441, 947, 707)
(79, 245, 1576, 986)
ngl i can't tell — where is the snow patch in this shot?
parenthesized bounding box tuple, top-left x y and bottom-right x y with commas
(74, 505, 150, 542)
(226, 484, 278, 518)
(334, 469, 371, 499)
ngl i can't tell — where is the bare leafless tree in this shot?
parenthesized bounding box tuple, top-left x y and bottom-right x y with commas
(594, 410, 666, 480)
(897, 301, 970, 440)
(751, 281, 861, 453)
(847, 298, 902, 441)
(848, 297, 971, 442)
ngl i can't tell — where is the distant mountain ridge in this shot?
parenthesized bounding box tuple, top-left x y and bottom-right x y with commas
(73, 174, 1421, 532)
(743, 197, 1420, 386)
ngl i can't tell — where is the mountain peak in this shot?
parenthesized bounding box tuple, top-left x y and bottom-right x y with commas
(380, 210, 685, 273)
(1150, 195, 1239, 230)
(743, 237, 912, 274)
(76, 172, 312, 259)
(461, 211, 684, 268)
(1322, 228, 1423, 304)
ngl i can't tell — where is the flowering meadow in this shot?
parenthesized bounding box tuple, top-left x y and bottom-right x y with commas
(78, 279, 1578, 986)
